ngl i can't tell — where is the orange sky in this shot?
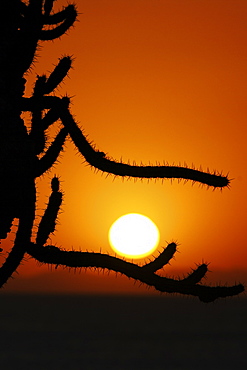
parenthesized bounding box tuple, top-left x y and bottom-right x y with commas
(2, 0, 247, 294)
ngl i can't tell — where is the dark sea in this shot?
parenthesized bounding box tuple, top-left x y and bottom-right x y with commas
(0, 294, 246, 370)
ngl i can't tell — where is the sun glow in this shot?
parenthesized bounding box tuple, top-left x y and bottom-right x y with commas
(108, 213, 160, 259)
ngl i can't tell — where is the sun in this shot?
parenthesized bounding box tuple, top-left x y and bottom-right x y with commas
(108, 213, 160, 259)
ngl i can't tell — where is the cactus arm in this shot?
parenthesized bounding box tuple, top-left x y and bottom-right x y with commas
(42, 56, 72, 94)
(40, 5, 77, 41)
(22, 178, 243, 303)
(29, 76, 47, 155)
(26, 242, 244, 302)
(35, 127, 68, 177)
(36, 177, 63, 246)
(40, 95, 69, 131)
(0, 181, 36, 287)
(21, 95, 229, 188)
(182, 264, 209, 284)
(43, 4, 77, 25)
(141, 242, 177, 273)
(27, 57, 72, 155)
(0, 219, 30, 287)
(41, 106, 66, 130)
(29, 57, 72, 97)
(59, 105, 229, 188)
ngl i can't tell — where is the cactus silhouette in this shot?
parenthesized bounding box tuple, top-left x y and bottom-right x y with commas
(0, 0, 244, 302)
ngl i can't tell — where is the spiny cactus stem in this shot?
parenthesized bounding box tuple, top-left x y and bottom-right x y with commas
(0, 199, 35, 287)
(40, 4, 77, 40)
(142, 242, 177, 273)
(36, 177, 63, 246)
(59, 106, 229, 188)
(43, 4, 76, 25)
(41, 103, 69, 131)
(27, 243, 244, 302)
(35, 127, 68, 177)
(182, 264, 209, 284)
(23, 95, 227, 190)
(42, 57, 72, 95)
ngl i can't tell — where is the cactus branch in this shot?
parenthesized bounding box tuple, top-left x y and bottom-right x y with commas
(43, 4, 76, 25)
(141, 243, 177, 273)
(36, 127, 68, 177)
(0, 182, 36, 287)
(22, 95, 230, 188)
(40, 5, 77, 40)
(36, 177, 63, 246)
(26, 243, 244, 303)
(42, 57, 73, 94)
(182, 264, 209, 285)
(59, 105, 230, 188)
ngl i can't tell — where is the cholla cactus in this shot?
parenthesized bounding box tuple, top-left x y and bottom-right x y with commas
(0, 0, 244, 302)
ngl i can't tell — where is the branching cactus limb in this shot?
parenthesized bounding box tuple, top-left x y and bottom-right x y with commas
(35, 127, 68, 178)
(22, 93, 230, 188)
(26, 242, 244, 303)
(36, 176, 63, 246)
(23, 177, 243, 302)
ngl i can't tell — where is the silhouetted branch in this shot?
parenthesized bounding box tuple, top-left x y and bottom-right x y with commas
(59, 105, 229, 188)
(35, 176, 63, 246)
(142, 243, 177, 273)
(40, 4, 77, 40)
(40, 57, 73, 95)
(36, 127, 68, 177)
(22, 94, 230, 187)
(0, 184, 36, 287)
(27, 243, 244, 302)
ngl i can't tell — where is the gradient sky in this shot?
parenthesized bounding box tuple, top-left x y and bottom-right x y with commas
(2, 0, 247, 293)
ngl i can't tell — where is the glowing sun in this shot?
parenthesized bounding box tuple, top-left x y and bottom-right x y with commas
(108, 213, 160, 259)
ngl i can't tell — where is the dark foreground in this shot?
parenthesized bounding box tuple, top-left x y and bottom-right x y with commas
(0, 294, 246, 370)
